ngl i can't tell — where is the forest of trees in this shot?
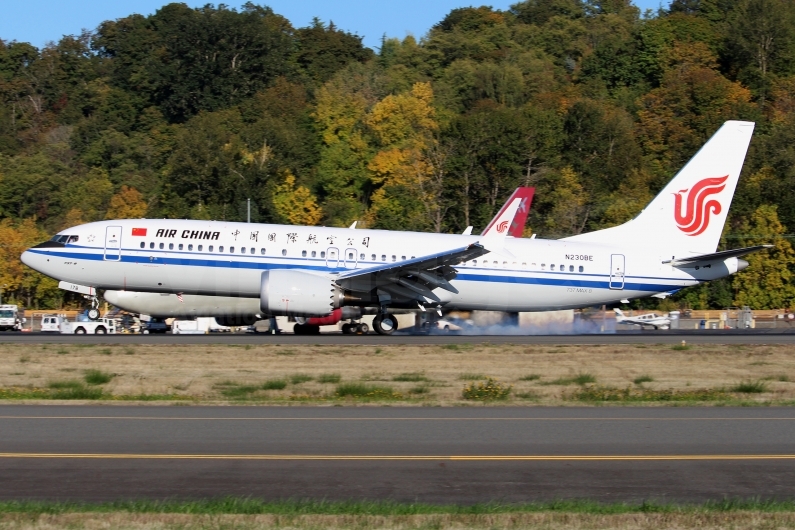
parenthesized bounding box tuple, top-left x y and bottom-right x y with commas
(2, 0, 795, 310)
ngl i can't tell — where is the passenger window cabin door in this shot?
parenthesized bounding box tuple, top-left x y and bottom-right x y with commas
(609, 254, 625, 290)
(326, 247, 339, 268)
(344, 247, 358, 269)
(104, 226, 122, 261)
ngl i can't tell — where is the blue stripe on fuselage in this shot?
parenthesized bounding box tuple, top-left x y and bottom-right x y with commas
(28, 248, 681, 293)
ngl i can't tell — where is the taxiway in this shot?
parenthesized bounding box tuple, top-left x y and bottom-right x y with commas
(1, 406, 794, 503)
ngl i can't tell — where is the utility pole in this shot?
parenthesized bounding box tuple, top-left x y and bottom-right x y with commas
(247, 198, 251, 223)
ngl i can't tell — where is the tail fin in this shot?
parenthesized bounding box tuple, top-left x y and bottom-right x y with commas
(482, 187, 535, 237)
(613, 308, 625, 320)
(564, 121, 755, 255)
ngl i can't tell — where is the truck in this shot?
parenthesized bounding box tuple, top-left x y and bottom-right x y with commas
(59, 318, 117, 334)
(0, 305, 25, 331)
(172, 317, 232, 335)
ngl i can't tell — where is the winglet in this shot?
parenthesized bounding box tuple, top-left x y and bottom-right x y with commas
(349, 221, 357, 229)
(462, 226, 473, 235)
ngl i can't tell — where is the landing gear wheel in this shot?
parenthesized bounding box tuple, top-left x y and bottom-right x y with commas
(87, 308, 100, 321)
(341, 323, 353, 334)
(357, 323, 369, 335)
(373, 314, 398, 335)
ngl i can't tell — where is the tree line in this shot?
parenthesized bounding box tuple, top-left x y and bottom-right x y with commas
(1, 0, 795, 310)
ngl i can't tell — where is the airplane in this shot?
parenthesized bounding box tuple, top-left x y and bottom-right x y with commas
(101, 187, 536, 331)
(614, 308, 671, 330)
(22, 121, 771, 335)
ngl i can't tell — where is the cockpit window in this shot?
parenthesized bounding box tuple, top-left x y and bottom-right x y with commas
(50, 235, 78, 244)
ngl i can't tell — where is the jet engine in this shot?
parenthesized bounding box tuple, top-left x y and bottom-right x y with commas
(260, 270, 341, 317)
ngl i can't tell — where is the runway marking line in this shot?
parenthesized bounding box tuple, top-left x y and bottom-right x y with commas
(1, 453, 795, 461)
(1, 416, 795, 421)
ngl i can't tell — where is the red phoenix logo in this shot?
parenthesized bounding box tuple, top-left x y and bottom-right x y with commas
(674, 176, 728, 236)
(496, 221, 509, 233)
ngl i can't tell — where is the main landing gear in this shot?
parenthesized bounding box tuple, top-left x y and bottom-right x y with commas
(342, 322, 369, 335)
(373, 313, 398, 335)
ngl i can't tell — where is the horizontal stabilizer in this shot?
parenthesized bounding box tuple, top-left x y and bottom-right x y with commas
(662, 245, 772, 266)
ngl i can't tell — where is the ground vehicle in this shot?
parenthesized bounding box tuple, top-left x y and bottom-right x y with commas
(140, 316, 169, 334)
(0, 305, 25, 331)
(41, 314, 65, 332)
(172, 317, 231, 334)
(59, 318, 116, 334)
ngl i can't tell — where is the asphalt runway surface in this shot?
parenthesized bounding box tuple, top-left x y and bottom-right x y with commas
(2, 330, 795, 345)
(2, 406, 795, 503)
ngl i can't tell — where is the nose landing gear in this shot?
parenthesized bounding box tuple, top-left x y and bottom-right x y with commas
(85, 295, 100, 320)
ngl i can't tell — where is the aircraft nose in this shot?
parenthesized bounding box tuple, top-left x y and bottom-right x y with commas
(20, 249, 35, 269)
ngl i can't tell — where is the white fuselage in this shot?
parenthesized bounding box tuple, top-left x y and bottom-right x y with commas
(22, 219, 739, 313)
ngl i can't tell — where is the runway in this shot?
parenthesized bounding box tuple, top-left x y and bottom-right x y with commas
(2, 330, 795, 345)
(2, 406, 795, 503)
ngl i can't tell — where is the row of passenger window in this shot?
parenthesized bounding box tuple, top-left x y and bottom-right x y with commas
(464, 260, 585, 273)
(136, 242, 586, 273)
(140, 241, 268, 254)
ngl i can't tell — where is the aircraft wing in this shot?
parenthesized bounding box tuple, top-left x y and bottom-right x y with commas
(662, 245, 773, 266)
(335, 243, 490, 304)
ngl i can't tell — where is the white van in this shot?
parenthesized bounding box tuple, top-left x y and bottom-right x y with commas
(172, 317, 231, 335)
(41, 314, 65, 332)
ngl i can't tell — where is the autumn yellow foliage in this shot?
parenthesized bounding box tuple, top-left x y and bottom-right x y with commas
(272, 173, 323, 226)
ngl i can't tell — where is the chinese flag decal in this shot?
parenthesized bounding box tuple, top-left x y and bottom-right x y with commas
(132, 228, 147, 236)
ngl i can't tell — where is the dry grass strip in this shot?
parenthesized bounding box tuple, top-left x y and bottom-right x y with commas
(1, 342, 794, 405)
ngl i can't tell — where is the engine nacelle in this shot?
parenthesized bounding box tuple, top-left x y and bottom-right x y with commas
(306, 307, 363, 326)
(260, 270, 340, 317)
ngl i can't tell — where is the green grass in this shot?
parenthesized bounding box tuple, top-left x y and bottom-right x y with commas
(633, 375, 654, 385)
(458, 373, 486, 380)
(572, 372, 596, 385)
(780, 375, 791, 382)
(123, 348, 135, 355)
(218, 385, 261, 398)
(261, 379, 287, 390)
(2, 498, 793, 515)
(335, 383, 401, 399)
(519, 374, 541, 381)
(56, 347, 69, 355)
(571, 386, 728, 403)
(672, 344, 691, 351)
(408, 385, 430, 394)
(392, 372, 428, 382)
(541, 373, 596, 386)
(84, 369, 114, 385)
(317, 373, 341, 384)
(289, 374, 313, 384)
(46, 381, 104, 400)
(99, 348, 112, 355)
(731, 380, 769, 393)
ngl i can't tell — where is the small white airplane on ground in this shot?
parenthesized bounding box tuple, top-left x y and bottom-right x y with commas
(614, 308, 671, 330)
(22, 121, 771, 335)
